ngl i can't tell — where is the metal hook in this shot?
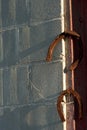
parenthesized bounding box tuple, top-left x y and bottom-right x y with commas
(57, 88, 83, 122)
(46, 30, 83, 72)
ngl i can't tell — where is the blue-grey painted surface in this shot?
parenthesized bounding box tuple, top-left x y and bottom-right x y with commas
(0, 0, 63, 129)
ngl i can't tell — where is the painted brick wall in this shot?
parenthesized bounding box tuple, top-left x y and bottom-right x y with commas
(0, 0, 63, 130)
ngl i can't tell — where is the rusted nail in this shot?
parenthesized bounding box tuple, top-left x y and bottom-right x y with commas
(79, 17, 83, 23)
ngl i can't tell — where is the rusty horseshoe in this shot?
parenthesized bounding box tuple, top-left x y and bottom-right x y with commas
(46, 30, 83, 72)
(57, 88, 83, 122)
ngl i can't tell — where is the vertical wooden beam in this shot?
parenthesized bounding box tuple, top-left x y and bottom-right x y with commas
(72, 0, 87, 130)
(63, 0, 75, 130)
